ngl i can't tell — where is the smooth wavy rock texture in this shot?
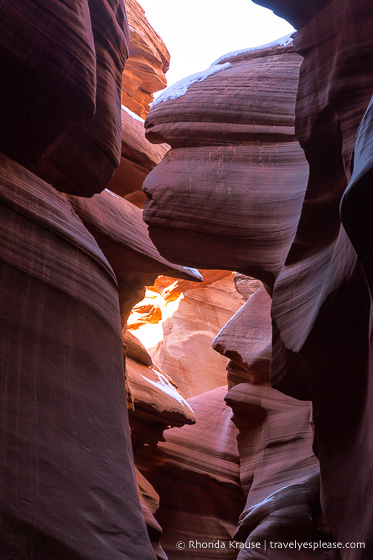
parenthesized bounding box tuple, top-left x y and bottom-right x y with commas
(67, 189, 201, 325)
(226, 384, 320, 557)
(135, 386, 245, 559)
(0, 0, 97, 165)
(341, 95, 373, 297)
(126, 358, 196, 449)
(123, 0, 170, 119)
(135, 468, 167, 559)
(0, 154, 155, 559)
(268, 0, 373, 555)
(31, 0, 130, 197)
(124, 329, 153, 367)
(233, 274, 262, 302)
(225, 383, 317, 511)
(152, 273, 245, 398)
(108, 107, 169, 199)
(143, 40, 308, 289)
(236, 473, 338, 559)
(213, 285, 271, 386)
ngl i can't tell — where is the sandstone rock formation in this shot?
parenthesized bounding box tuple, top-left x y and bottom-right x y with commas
(151, 272, 246, 398)
(0, 2, 176, 557)
(341, 95, 373, 297)
(143, 38, 308, 289)
(136, 467, 168, 560)
(267, 1, 373, 554)
(252, 0, 332, 29)
(0, 0, 98, 165)
(226, 385, 323, 560)
(213, 285, 272, 387)
(67, 189, 201, 326)
(105, 0, 170, 205)
(4, 0, 373, 557)
(142, 4, 373, 554)
(136, 386, 245, 559)
(123, 0, 170, 119)
(107, 107, 169, 199)
(0, 154, 155, 559)
(31, 0, 130, 197)
(126, 356, 196, 448)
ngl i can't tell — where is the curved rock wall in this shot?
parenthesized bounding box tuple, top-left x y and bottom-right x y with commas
(0, 155, 155, 559)
(268, 1, 373, 555)
(0, 2, 190, 558)
(142, 2, 373, 556)
(123, 0, 170, 119)
(143, 39, 308, 289)
(151, 272, 245, 398)
(136, 386, 245, 559)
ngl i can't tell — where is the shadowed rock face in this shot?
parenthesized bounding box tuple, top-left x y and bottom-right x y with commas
(252, 0, 332, 29)
(67, 189, 201, 327)
(107, 108, 169, 198)
(341, 96, 373, 297)
(211, 284, 321, 557)
(0, 2, 179, 557)
(135, 387, 246, 559)
(0, 0, 97, 165)
(268, 1, 373, 555)
(225, 384, 320, 555)
(213, 285, 271, 387)
(31, 0, 130, 197)
(143, 40, 308, 289)
(0, 155, 155, 559)
(142, 0, 373, 554)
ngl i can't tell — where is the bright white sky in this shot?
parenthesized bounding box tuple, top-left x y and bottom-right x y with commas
(138, 0, 294, 90)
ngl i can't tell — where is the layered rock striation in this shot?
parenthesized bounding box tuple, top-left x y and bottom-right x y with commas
(136, 386, 246, 559)
(107, 107, 169, 200)
(143, 37, 309, 289)
(151, 272, 246, 398)
(0, 154, 155, 559)
(68, 188, 201, 326)
(123, 0, 170, 119)
(0, 2, 185, 558)
(142, 3, 373, 555)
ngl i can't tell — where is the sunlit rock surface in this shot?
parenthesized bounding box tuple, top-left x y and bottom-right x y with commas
(123, 0, 170, 119)
(127, 357, 195, 448)
(143, 39, 308, 289)
(151, 272, 245, 398)
(0, 154, 155, 559)
(142, 6, 373, 554)
(125, 329, 195, 448)
(67, 189, 201, 326)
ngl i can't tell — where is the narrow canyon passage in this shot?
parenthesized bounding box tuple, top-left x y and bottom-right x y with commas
(0, 1, 372, 559)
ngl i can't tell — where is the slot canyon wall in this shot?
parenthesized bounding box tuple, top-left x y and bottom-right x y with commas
(0, 0, 372, 559)
(142, 0, 373, 558)
(0, 1, 198, 558)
